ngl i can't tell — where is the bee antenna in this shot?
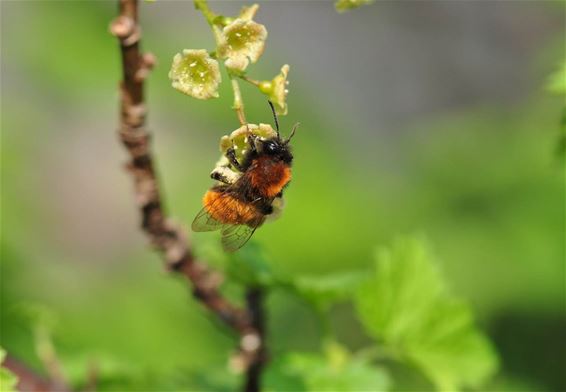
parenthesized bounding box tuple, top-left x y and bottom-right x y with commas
(285, 122, 300, 144)
(268, 101, 280, 138)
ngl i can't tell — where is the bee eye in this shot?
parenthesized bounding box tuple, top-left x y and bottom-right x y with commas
(264, 141, 278, 154)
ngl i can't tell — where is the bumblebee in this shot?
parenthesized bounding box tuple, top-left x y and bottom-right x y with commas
(192, 102, 298, 252)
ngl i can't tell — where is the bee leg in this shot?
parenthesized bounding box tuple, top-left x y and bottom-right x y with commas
(225, 147, 244, 172)
(246, 133, 259, 154)
(211, 171, 231, 184)
(256, 200, 273, 215)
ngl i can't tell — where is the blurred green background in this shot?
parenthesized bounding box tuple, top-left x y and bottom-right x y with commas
(1, 1, 564, 391)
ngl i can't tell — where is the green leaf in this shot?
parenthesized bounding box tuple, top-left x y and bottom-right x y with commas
(274, 343, 390, 392)
(355, 237, 499, 391)
(547, 61, 566, 95)
(290, 271, 368, 311)
(0, 348, 18, 392)
(335, 0, 374, 13)
(556, 106, 566, 159)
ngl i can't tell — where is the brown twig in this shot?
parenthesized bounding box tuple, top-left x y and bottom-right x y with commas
(244, 288, 267, 392)
(109, 0, 266, 390)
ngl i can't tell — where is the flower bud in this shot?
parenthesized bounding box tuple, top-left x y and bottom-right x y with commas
(258, 65, 290, 115)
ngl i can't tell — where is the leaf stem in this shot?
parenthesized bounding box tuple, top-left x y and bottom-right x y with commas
(240, 75, 261, 87)
(194, 0, 217, 26)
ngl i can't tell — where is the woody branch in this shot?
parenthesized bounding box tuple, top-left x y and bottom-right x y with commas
(109, 0, 266, 390)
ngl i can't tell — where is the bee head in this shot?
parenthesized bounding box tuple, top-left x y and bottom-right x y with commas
(260, 138, 293, 164)
(265, 100, 298, 164)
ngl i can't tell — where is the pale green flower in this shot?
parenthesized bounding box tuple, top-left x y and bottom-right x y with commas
(219, 123, 277, 159)
(218, 18, 267, 73)
(169, 49, 221, 99)
(258, 65, 290, 115)
(335, 0, 374, 13)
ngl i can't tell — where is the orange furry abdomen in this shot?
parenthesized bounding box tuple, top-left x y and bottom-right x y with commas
(249, 157, 292, 198)
(203, 190, 260, 225)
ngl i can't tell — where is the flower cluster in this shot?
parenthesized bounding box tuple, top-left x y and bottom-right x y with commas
(169, 1, 290, 117)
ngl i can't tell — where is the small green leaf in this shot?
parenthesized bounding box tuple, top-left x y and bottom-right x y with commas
(290, 271, 368, 311)
(278, 344, 390, 391)
(0, 368, 18, 392)
(557, 107, 566, 158)
(355, 237, 499, 391)
(335, 0, 374, 13)
(0, 348, 18, 392)
(547, 61, 566, 95)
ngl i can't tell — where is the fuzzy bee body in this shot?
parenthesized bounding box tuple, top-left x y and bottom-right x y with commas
(192, 120, 296, 252)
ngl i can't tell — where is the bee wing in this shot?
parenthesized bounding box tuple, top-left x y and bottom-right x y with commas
(192, 180, 267, 251)
(191, 205, 223, 232)
(220, 194, 270, 252)
(221, 222, 261, 253)
(193, 198, 263, 251)
(192, 184, 237, 232)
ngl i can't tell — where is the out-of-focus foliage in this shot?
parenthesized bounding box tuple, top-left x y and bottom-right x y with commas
(547, 61, 566, 94)
(196, 235, 499, 392)
(355, 238, 498, 391)
(225, 241, 276, 287)
(0, 348, 18, 392)
(335, 0, 374, 13)
(1, 1, 564, 391)
(272, 342, 390, 392)
(546, 60, 566, 157)
(288, 272, 367, 312)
